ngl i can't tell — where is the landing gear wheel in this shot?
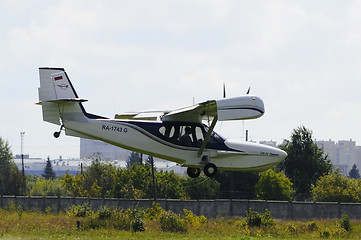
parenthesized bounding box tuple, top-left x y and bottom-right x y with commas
(53, 131, 60, 138)
(53, 125, 64, 138)
(187, 167, 201, 178)
(204, 163, 217, 178)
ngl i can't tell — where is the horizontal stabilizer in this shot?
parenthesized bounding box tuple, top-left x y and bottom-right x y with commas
(38, 98, 88, 104)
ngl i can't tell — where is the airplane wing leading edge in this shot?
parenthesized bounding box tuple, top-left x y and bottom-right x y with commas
(115, 95, 264, 123)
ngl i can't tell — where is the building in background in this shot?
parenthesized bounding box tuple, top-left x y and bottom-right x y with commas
(316, 139, 361, 175)
(80, 138, 186, 175)
(80, 138, 129, 160)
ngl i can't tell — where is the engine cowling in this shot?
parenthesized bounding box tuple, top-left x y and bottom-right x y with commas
(216, 95, 265, 121)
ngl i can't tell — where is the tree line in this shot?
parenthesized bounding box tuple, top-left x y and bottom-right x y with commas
(1, 126, 361, 202)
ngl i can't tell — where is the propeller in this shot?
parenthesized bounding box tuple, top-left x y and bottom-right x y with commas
(246, 87, 250, 95)
(223, 82, 226, 98)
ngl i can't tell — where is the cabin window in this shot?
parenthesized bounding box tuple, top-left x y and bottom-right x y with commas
(179, 126, 194, 146)
(158, 125, 176, 139)
(195, 126, 204, 142)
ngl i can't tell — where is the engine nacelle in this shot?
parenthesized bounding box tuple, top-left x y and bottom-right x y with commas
(216, 95, 265, 121)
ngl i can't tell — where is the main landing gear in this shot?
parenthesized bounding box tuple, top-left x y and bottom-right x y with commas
(53, 125, 64, 138)
(187, 163, 218, 178)
(204, 163, 217, 178)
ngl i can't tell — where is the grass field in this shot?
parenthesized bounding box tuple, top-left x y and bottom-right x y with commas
(0, 206, 360, 239)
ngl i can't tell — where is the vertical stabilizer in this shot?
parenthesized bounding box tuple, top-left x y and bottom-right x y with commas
(38, 67, 88, 125)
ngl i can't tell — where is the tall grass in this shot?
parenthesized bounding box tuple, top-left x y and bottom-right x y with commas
(0, 201, 360, 239)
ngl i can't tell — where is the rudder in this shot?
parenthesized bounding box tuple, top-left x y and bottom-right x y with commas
(38, 67, 87, 125)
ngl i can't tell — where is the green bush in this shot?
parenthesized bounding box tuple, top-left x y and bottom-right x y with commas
(80, 206, 147, 232)
(145, 202, 165, 220)
(312, 170, 361, 202)
(66, 204, 93, 218)
(160, 211, 188, 233)
(255, 169, 294, 201)
(340, 214, 352, 231)
(320, 229, 331, 238)
(128, 207, 146, 232)
(245, 209, 275, 227)
(183, 209, 207, 227)
(307, 220, 318, 231)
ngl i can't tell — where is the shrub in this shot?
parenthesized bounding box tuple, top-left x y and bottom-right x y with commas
(66, 204, 93, 217)
(245, 209, 275, 227)
(307, 220, 318, 231)
(128, 207, 146, 232)
(340, 214, 352, 231)
(145, 202, 165, 220)
(183, 209, 207, 227)
(255, 169, 294, 201)
(160, 211, 188, 233)
(311, 170, 361, 203)
(320, 229, 331, 238)
(287, 223, 297, 235)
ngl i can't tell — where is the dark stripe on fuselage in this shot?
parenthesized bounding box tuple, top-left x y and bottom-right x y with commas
(218, 106, 264, 114)
(108, 120, 242, 152)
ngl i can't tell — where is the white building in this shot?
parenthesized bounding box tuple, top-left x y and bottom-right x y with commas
(316, 139, 361, 175)
(80, 138, 129, 160)
(79, 138, 186, 174)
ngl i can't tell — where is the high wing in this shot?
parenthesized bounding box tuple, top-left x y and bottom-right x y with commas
(115, 111, 167, 121)
(115, 95, 265, 123)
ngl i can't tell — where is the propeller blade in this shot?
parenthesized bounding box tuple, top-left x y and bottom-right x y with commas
(223, 83, 226, 98)
(246, 87, 250, 95)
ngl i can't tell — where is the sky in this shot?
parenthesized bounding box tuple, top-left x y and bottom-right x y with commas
(1, 0, 361, 160)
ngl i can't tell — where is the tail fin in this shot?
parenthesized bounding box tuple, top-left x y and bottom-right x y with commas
(38, 67, 91, 125)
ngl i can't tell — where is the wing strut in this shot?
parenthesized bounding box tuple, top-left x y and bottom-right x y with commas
(198, 115, 218, 157)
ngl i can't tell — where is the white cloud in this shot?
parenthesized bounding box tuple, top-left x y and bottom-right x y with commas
(1, 0, 361, 158)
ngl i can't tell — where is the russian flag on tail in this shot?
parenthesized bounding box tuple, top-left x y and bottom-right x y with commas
(54, 76, 63, 81)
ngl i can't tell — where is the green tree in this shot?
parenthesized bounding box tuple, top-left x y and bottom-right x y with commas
(42, 157, 56, 179)
(255, 169, 294, 201)
(349, 164, 360, 179)
(279, 127, 332, 200)
(127, 152, 142, 168)
(62, 158, 116, 197)
(27, 175, 66, 196)
(112, 164, 153, 198)
(0, 137, 25, 195)
(311, 170, 361, 202)
(112, 164, 187, 199)
(156, 170, 187, 199)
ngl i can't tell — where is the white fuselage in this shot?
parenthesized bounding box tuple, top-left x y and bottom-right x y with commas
(64, 118, 287, 172)
(37, 67, 287, 174)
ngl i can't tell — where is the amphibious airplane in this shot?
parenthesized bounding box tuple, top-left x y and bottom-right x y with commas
(37, 67, 287, 178)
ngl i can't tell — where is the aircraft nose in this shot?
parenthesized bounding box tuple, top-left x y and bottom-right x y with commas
(276, 148, 288, 161)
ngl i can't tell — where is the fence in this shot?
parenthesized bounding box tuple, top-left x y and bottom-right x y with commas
(1, 195, 361, 219)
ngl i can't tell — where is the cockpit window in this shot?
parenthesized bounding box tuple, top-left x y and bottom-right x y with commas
(157, 122, 224, 148)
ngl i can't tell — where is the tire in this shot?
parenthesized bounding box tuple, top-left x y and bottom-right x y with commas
(204, 163, 217, 178)
(187, 167, 201, 178)
(53, 131, 60, 138)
